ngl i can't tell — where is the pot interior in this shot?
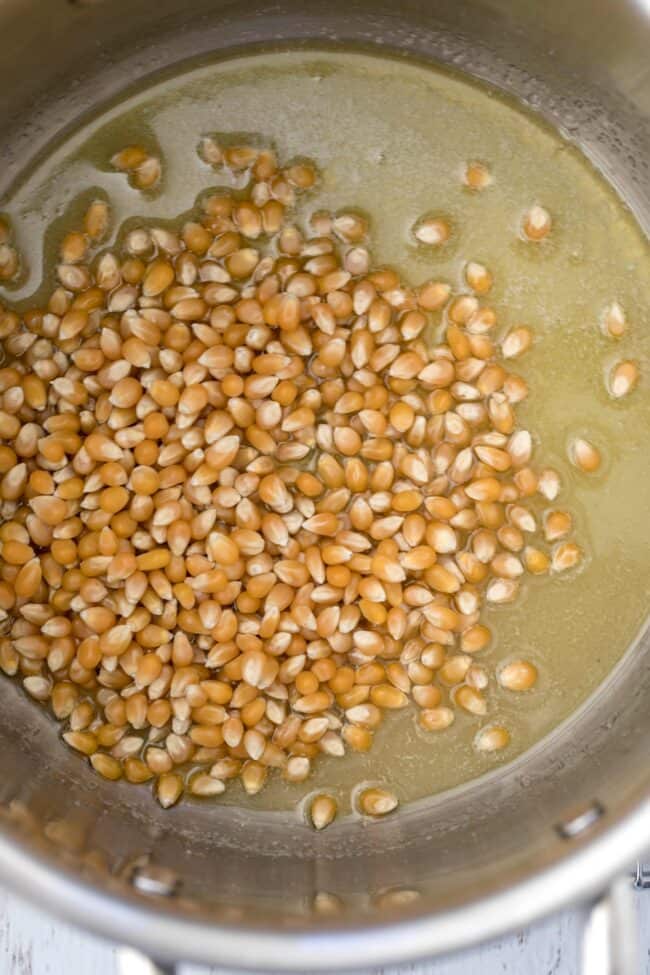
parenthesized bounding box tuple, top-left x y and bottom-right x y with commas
(0, 0, 648, 968)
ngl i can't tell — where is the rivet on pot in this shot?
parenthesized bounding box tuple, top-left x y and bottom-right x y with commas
(131, 863, 180, 898)
(373, 887, 421, 909)
(633, 863, 650, 889)
(312, 890, 344, 916)
(555, 800, 605, 839)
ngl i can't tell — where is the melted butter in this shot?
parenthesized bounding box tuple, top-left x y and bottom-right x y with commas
(2, 49, 649, 813)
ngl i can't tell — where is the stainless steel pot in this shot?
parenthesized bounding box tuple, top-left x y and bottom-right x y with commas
(0, 1, 648, 971)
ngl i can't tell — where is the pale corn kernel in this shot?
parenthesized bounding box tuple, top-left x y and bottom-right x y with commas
(544, 510, 572, 542)
(342, 725, 373, 752)
(84, 200, 110, 241)
(417, 281, 451, 311)
(90, 752, 123, 780)
(60, 232, 88, 265)
(438, 654, 471, 687)
(569, 437, 601, 474)
(601, 301, 627, 339)
(241, 761, 267, 795)
(63, 731, 97, 756)
(552, 541, 583, 573)
(524, 546, 551, 575)
(465, 262, 493, 295)
(357, 786, 399, 817)
(501, 326, 533, 359)
(412, 685, 442, 708)
(111, 145, 148, 170)
(133, 156, 162, 190)
(460, 624, 491, 654)
(497, 655, 538, 691)
(24, 676, 52, 701)
(0, 244, 20, 280)
(608, 360, 639, 399)
(184, 773, 225, 798)
(124, 759, 154, 784)
(156, 772, 184, 808)
(308, 793, 337, 830)
(486, 578, 519, 604)
(475, 725, 510, 752)
(454, 685, 487, 715)
(419, 707, 455, 732)
(369, 684, 409, 710)
(522, 205, 551, 241)
(463, 161, 491, 190)
(413, 217, 450, 246)
(538, 468, 561, 501)
(332, 212, 368, 243)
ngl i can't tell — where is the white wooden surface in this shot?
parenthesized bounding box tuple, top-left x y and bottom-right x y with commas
(1, 886, 648, 973)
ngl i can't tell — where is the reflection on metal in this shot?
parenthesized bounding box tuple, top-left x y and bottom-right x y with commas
(116, 947, 176, 975)
(131, 864, 180, 898)
(633, 862, 650, 889)
(555, 801, 605, 839)
(581, 878, 637, 975)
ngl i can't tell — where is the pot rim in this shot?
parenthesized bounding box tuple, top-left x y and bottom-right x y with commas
(0, 791, 648, 970)
(0, 2, 648, 969)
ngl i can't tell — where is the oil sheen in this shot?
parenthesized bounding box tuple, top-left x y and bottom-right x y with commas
(2, 49, 649, 814)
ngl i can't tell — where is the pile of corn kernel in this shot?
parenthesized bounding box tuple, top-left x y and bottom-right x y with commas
(0, 142, 601, 825)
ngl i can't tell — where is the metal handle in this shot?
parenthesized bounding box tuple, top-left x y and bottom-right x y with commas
(581, 876, 638, 975)
(116, 946, 177, 975)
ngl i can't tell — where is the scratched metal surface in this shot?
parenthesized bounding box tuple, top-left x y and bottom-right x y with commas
(1, 887, 649, 974)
